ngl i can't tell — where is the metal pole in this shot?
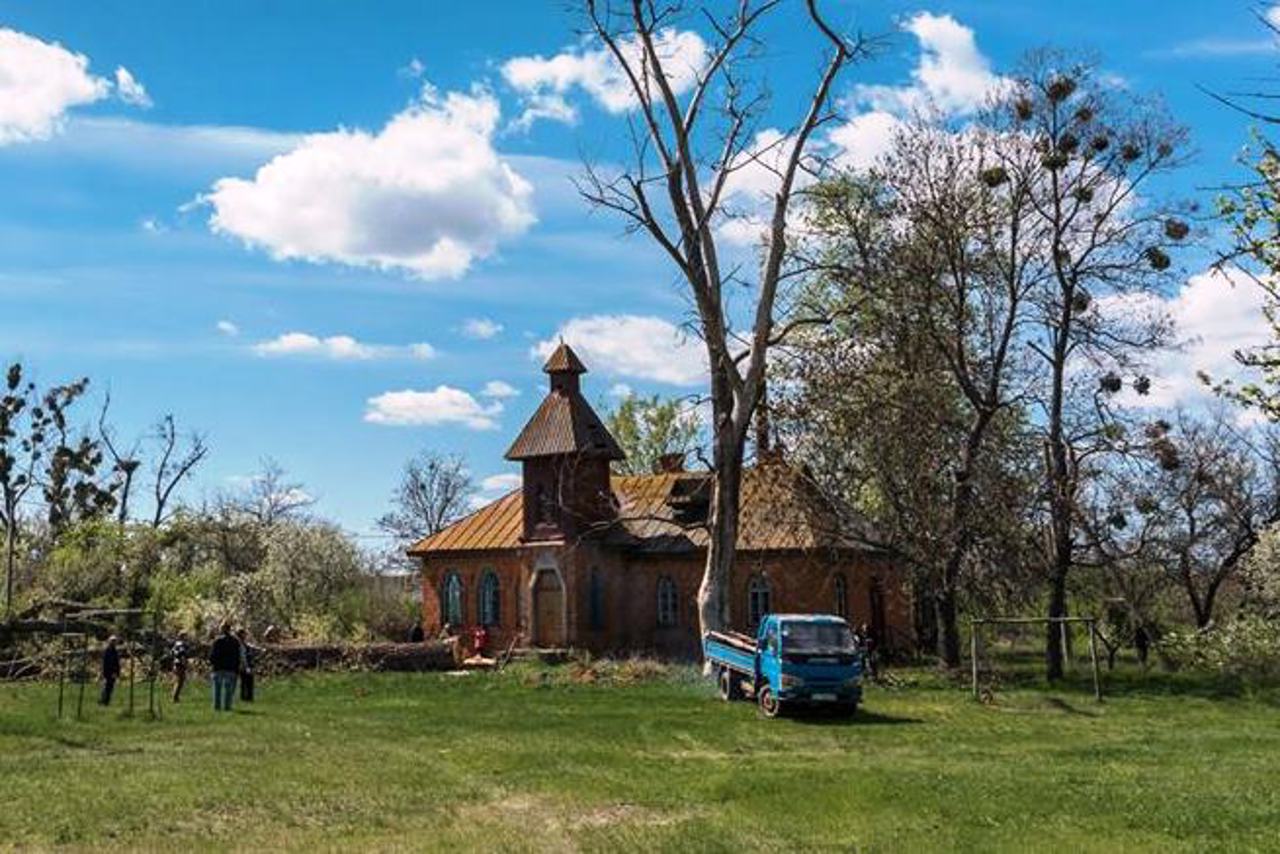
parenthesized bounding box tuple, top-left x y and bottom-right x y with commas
(970, 620, 980, 701)
(1088, 619, 1102, 702)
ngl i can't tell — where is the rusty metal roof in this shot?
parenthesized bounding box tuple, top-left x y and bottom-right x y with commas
(408, 463, 873, 555)
(504, 389, 625, 461)
(407, 488, 524, 554)
(542, 342, 587, 374)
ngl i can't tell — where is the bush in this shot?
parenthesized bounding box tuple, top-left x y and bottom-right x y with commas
(1160, 616, 1280, 683)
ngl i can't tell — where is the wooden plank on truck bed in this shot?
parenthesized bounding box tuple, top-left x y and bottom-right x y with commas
(705, 630, 754, 652)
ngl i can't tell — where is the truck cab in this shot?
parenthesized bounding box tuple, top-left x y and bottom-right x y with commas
(704, 614, 863, 718)
(755, 614, 863, 716)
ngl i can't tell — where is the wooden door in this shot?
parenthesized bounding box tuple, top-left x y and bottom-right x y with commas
(534, 571, 564, 648)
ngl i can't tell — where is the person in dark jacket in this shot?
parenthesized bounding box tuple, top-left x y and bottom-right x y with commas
(100, 636, 121, 706)
(408, 622, 425, 643)
(209, 622, 241, 712)
(236, 628, 256, 703)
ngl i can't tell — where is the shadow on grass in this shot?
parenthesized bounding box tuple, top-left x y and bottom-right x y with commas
(973, 658, 1280, 706)
(788, 708, 923, 727)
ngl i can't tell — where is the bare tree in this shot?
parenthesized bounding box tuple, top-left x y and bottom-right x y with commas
(150, 414, 208, 527)
(377, 450, 475, 549)
(998, 56, 1190, 679)
(98, 392, 142, 525)
(1145, 411, 1280, 628)
(576, 0, 867, 640)
(239, 457, 313, 527)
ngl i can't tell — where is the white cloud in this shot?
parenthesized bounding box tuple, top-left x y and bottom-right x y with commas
(461, 317, 504, 339)
(609, 383, 634, 398)
(1154, 38, 1277, 59)
(140, 216, 166, 234)
(533, 315, 706, 386)
(399, 57, 426, 79)
(114, 66, 151, 108)
(203, 85, 536, 280)
(481, 380, 519, 399)
(829, 110, 902, 172)
(480, 473, 522, 493)
(824, 14, 998, 178)
(855, 13, 1003, 117)
(215, 320, 240, 337)
(364, 386, 503, 430)
(1118, 267, 1270, 410)
(252, 331, 435, 361)
(0, 28, 110, 144)
(502, 28, 708, 128)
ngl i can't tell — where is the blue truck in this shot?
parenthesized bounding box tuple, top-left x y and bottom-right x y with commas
(703, 614, 863, 718)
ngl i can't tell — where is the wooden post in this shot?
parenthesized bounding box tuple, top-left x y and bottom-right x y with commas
(148, 611, 159, 720)
(75, 637, 87, 721)
(1087, 619, 1102, 702)
(57, 638, 67, 720)
(970, 619, 980, 701)
(127, 636, 136, 718)
(1059, 619, 1069, 671)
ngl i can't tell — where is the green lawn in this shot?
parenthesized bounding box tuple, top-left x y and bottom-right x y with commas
(1, 664, 1277, 852)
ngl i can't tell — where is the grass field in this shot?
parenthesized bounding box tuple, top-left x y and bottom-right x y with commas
(2, 662, 1278, 852)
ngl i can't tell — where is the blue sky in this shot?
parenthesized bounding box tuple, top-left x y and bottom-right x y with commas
(1, 1, 1276, 539)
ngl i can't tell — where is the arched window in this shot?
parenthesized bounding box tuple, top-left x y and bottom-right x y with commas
(589, 569, 605, 630)
(748, 575, 771, 628)
(478, 571, 500, 627)
(656, 576, 678, 628)
(833, 573, 848, 619)
(441, 572, 463, 627)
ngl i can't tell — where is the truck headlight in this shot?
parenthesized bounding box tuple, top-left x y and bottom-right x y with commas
(780, 674, 804, 689)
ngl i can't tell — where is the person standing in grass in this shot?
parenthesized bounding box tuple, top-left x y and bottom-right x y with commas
(236, 627, 256, 703)
(170, 635, 190, 703)
(209, 622, 241, 712)
(99, 636, 121, 706)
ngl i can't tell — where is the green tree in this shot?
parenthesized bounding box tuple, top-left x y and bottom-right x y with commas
(603, 394, 701, 476)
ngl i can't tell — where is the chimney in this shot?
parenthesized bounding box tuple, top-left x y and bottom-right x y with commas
(655, 452, 686, 474)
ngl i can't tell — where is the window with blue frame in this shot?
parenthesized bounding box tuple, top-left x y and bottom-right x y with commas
(479, 570, 500, 626)
(441, 571, 463, 626)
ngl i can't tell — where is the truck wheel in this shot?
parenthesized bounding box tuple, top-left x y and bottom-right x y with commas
(718, 669, 735, 701)
(757, 684, 782, 718)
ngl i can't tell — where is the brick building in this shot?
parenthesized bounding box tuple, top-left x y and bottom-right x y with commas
(409, 343, 910, 657)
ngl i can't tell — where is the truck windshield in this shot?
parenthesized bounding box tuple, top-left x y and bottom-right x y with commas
(780, 622, 857, 654)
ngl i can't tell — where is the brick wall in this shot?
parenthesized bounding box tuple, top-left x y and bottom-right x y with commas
(421, 545, 911, 658)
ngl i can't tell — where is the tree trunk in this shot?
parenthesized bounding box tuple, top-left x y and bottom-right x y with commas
(696, 429, 745, 639)
(1045, 568, 1068, 680)
(935, 584, 961, 668)
(3, 518, 16, 617)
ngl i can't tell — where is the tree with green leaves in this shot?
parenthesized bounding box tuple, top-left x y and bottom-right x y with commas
(2, 365, 117, 614)
(603, 393, 701, 476)
(779, 165, 1039, 666)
